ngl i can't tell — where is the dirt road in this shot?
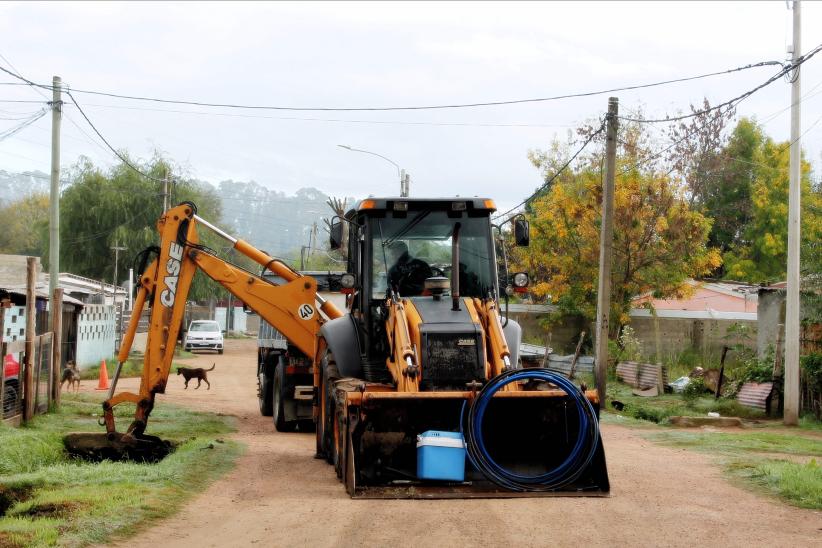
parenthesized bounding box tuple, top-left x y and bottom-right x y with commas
(105, 340, 819, 547)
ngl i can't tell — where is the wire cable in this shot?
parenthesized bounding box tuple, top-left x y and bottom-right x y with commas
(0, 59, 786, 112)
(65, 91, 166, 183)
(492, 121, 606, 221)
(619, 43, 822, 124)
(0, 107, 48, 142)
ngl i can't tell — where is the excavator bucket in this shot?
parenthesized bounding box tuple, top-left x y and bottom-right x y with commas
(63, 432, 174, 463)
(330, 380, 610, 499)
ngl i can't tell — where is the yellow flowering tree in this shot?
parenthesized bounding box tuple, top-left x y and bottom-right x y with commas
(514, 132, 721, 335)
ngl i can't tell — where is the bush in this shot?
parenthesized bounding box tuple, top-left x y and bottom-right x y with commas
(682, 376, 706, 405)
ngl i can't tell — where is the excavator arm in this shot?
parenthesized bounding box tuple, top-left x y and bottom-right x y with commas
(98, 203, 342, 443)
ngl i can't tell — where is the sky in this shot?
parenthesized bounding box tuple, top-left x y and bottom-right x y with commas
(1, 1, 821, 215)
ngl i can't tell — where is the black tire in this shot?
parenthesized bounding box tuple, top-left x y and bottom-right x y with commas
(258, 358, 274, 417)
(273, 357, 296, 432)
(317, 354, 339, 464)
(218, 349, 224, 355)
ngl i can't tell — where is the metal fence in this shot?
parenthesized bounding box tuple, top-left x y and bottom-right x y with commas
(2, 339, 25, 422)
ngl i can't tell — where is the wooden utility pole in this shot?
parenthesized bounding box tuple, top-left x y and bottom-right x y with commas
(48, 76, 62, 351)
(162, 170, 170, 211)
(0, 297, 5, 418)
(51, 288, 63, 407)
(785, 0, 802, 425)
(595, 97, 619, 407)
(23, 257, 36, 421)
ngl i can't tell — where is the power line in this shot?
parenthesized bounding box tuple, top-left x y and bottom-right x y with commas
(492, 120, 607, 221)
(0, 107, 48, 142)
(0, 58, 786, 112)
(619, 43, 822, 124)
(77, 102, 580, 129)
(65, 91, 166, 183)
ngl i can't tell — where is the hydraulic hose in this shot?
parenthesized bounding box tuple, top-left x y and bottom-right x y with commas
(462, 368, 600, 491)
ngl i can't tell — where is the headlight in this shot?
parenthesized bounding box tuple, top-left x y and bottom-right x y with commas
(341, 273, 356, 289)
(512, 272, 529, 288)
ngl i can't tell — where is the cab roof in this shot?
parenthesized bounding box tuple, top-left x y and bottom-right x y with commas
(347, 197, 496, 217)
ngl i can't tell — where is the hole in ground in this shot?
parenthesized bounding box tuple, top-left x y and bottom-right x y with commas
(0, 485, 33, 517)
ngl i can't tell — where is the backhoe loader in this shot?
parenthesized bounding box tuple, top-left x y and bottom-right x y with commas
(65, 198, 609, 498)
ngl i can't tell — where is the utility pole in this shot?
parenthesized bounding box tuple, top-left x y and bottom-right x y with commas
(111, 245, 126, 352)
(111, 245, 127, 302)
(162, 170, 169, 211)
(594, 97, 619, 407)
(48, 76, 62, 336)
(785, 0, 802, 425)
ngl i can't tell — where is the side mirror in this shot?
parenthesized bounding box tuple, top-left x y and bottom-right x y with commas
(514, 218, 530, 247)
(329, 219, 343, 250)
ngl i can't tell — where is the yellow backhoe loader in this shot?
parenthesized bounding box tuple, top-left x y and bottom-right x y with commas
(65, 198, 609, 498)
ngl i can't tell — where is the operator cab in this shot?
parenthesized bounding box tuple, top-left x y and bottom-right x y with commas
(330, 198, 502, 371)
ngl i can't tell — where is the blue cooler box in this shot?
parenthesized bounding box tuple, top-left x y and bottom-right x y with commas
(416, 430, 466, 481)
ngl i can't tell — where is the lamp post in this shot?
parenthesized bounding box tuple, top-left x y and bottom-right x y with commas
(337, 144, 409, 196)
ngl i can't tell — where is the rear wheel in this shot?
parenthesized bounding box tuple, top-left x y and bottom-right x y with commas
(258, 357, 274, 417)
(273, 357, 296, 432)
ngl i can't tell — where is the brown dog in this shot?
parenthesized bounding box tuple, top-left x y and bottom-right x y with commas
(177, 364, 216, 389)
(60, 360, 81, 393)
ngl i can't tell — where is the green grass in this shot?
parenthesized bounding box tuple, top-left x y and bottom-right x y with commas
(727, 459, 822, 509)
(0, 394, 241, 547)
(639, 425, 822, 509)
(603, 379, 822, 509)
(79, 358, 191, 381)
(605, 381, 767, 424)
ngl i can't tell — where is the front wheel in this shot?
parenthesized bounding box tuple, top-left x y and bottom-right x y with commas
(273, 357, 296, 432)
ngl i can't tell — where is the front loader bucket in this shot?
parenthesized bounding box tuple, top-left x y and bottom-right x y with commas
(63, 432, 174, 463)
(333, 386, 610, 499)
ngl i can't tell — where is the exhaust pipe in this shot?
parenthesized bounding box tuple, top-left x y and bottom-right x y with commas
(452, 222, 461, 311)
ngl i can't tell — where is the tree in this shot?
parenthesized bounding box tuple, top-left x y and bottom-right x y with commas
(701, 118, 760, 254)
(721, 124, 820, 283)
(0, 192, 49, 257)
(56, 155, 225, 301)
(514, 122, 721, 334)
(666, 99, 734, 209)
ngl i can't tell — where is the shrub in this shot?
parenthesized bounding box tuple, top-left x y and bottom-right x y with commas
(682, 376, 706, 405)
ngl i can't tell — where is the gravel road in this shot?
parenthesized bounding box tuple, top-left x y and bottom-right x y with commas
(104, 339, 820, 547)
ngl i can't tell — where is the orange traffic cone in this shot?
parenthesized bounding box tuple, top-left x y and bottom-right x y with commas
(96, 359, 110, 391)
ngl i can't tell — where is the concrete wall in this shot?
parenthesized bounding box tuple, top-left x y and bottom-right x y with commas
(630, 317, 757, 361)
(757, 290, 785, 358)
(75, 304, 116, 368)
(509, 306, 757, 361)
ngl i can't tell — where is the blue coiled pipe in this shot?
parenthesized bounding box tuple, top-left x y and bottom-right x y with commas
(462, 368, 600, 491)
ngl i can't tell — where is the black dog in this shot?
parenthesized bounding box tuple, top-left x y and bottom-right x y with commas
(176, 364, 216, 389)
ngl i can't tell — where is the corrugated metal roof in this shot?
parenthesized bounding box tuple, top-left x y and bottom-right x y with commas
(616, 361, 668, 389)
(737, 382, 773, 411)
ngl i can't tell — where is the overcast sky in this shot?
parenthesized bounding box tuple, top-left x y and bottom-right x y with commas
(1, 1, 821, 214)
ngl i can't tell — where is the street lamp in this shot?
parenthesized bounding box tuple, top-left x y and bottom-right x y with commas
(337, 144, 410, 196)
